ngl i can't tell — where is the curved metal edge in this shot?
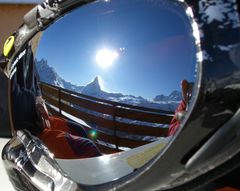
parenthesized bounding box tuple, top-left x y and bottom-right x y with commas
(2, 130, 81, 191)
(186, 107, 240, 172)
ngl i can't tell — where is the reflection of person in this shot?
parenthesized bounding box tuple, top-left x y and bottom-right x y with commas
(168, 80, 192, 136)
(11, 42, 102, 159)
(36, 97, 102, 159)
(0, 58, 11, 136)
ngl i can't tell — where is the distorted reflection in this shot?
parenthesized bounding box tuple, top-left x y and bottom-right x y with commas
(11, 0, 197, 162)
(11, 42, 102, 159)
(168, 80, 193, 136)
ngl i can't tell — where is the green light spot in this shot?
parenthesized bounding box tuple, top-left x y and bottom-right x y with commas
(89, 130, 97, 139)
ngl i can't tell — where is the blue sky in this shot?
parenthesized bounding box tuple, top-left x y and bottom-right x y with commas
(36, 0, 197, 99)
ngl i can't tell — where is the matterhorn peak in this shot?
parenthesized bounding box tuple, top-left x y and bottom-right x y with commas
(81, 76, 103, 97)
(93, 76, 100, 84)
(90, 76, 101, 90)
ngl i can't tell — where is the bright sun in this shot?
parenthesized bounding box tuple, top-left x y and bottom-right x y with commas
(96, 49, 119, 69)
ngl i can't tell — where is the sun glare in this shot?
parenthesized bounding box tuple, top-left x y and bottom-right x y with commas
(96, 49, 119, 69)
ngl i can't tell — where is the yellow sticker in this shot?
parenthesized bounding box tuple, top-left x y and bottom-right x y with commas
(3, 35, 15, 57)
(126, 142, 166, 169)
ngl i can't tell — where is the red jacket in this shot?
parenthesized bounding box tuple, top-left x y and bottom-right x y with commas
(168, 100, 186, 136)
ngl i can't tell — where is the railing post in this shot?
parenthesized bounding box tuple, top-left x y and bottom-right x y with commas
(113, 104, 119, 150)
(58, 89, 62, 116)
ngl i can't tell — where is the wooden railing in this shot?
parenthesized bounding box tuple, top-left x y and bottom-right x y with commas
(39, 82, 174, 154)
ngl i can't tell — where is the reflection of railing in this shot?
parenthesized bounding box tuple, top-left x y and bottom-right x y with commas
(39, 82, 174, 154)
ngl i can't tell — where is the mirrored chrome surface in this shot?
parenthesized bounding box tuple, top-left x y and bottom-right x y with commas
(10, 0, 199, 185)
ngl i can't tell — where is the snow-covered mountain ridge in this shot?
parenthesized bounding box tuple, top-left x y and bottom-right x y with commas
(36, 59, 181, 111)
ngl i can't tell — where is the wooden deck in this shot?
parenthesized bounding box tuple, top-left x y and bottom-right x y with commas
(40, 82, 174, 153)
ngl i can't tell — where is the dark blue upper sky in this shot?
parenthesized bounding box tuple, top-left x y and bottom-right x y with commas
(36, 0, 197, 99)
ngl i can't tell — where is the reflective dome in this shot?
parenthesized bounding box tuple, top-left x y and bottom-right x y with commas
(11, 0, 198, 156)
(4, 0, 240, 190)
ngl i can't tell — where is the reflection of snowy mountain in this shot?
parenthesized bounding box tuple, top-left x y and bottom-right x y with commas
(36, 59, 181, 111)
(36, 59, 84, 92)
(81, 76, 102, 97)
(77, 76, 181, 111)
(154, 90, 182, 102)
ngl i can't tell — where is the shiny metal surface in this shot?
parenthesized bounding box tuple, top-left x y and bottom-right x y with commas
(0, 138, 14, 191)
(33, 0, 197, 149)
(1, 0, 240, 190)
(2, 130, 79, 191)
